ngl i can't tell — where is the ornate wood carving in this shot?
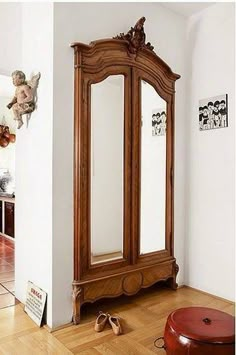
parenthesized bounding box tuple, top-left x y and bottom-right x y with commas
(72, 281, 83, 325)
(166, 261, 179, 290)
(173, 262, 180, 289)
(114, 17, 154, 55)
(71, 18, 180, 324)
(123, 272, 143, 294)
(81, 261, 174, 305)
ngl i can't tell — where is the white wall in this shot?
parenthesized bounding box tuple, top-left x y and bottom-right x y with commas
(185, 3, 235, 301)
(0, 75, 16, 180)
(0, 7, 20, 181)
(15, 3, 54, 327)
(53, 2, 187, 326)
(0, 3, 22, 76)
(0, 96, 15, 183)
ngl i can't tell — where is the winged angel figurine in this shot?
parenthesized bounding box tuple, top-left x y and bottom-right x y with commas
(7, 71, 41, 129)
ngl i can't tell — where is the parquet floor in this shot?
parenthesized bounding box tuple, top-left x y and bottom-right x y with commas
(53, 285, 234, 354)
(0, 284, 234, 354)
(0, 303, 72, 354)
(0, 236, 17, 309)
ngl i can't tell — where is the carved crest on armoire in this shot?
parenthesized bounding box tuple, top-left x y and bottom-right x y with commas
(71, 17, 180, 324)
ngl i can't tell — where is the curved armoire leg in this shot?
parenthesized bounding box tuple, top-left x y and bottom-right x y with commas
(167, 262, 179, 290)
(72, 281, 82, 324)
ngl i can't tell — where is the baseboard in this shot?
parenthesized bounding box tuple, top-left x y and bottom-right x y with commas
(177, 284, 185, 289)
(16, 302, 73, 333)
(182, 285, 235, 305)
(20, 284, 234, 333)
(44, 321, 73, 333)
(0, 233, 14, 241)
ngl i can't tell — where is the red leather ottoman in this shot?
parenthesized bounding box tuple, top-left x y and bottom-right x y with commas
(155, 307, 235, 354)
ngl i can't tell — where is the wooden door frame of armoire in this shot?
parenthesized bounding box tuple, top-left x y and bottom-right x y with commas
(71, 17, 180, 325)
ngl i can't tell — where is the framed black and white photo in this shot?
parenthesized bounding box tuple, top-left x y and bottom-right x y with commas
(199, 94, 228, 131)
(152, 108, 166, 136)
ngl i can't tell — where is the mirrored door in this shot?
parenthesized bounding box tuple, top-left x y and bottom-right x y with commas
(90, 75, 125, 264)
(140, 80, 167, 255)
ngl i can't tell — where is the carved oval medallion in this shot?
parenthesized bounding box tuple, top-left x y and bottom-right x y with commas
(123, 272, 143, 295)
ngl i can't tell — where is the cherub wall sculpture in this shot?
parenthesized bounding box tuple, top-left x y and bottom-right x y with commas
(7, 71, 41, 129)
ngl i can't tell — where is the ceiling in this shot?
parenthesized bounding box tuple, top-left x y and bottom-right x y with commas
(161, 2, 215, 17)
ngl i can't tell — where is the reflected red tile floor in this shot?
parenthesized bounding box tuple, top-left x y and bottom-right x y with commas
(0, 235, 18, 308)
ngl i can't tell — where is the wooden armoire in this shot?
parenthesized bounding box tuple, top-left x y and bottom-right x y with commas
(71, 17, 180, 324)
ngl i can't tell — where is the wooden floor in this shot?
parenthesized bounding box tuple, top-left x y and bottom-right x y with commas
(0, 236, 16, 309)
(0, 285, 234, 354)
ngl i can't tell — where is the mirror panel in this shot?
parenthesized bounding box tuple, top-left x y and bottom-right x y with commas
(90, 75, 124, 264)
(140, 80, 166, 254)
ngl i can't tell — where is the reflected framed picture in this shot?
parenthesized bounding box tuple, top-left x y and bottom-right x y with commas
(152, 108, 166, 136)
(199, 94, 228, 131)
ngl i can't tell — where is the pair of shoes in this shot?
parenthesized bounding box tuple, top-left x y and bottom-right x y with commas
(94, 311, 122, 335)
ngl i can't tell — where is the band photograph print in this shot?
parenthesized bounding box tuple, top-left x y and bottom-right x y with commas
(199, 94, 228, 131)
(152, 108, 166, 136)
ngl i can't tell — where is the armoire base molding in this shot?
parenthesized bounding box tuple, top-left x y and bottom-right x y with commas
(72, 259, 179, 324)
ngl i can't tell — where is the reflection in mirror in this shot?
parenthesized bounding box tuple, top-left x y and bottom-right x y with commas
(140, 80, 166, 254)
(91, 75, 124, 264)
